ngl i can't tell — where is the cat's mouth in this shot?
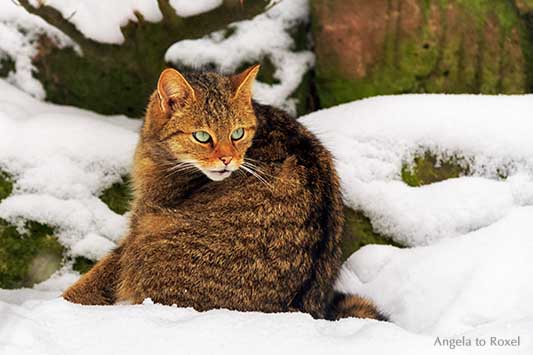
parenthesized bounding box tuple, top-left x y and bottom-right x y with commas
(203, 168, 233, 181)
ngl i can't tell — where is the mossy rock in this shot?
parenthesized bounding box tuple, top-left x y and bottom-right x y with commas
(99, 176, 133, 215)
(312, 0, 532, 108)
(0, 219, 64, 288)
(401, 152, 468, 187)
(0, 171, 13, 202)
(341, 208, 403, 261)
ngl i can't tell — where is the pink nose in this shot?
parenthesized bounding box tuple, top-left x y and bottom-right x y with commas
(219, 156, 232, 165)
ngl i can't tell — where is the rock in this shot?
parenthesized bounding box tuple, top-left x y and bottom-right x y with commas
(99, 176, 133, 215)
(73, 256, 96, 274)
(401, 152, 467, 187)
(312, 0, 530, 108)
(0, 219, 64, 288)
(341, 207, 403, 261)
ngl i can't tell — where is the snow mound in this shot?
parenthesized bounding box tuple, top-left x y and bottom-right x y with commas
(0, 79, 139, 256)
(1, 295, 531, 355)
(165, 0, 314, 115)
(336, 207, 533, 335)
(300, 94, 533, 245)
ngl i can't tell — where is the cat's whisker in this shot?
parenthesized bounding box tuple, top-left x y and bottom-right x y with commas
(243, 157, 262, 163)
(240, 165, 273, 190)
(241, 164, 275, 184)
(242, 161, 276, 179)
(162, 162, 199, 180)
(244, 158, 271, 170)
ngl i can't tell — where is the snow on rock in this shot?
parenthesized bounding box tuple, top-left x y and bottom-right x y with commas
(0, 0, 75, 98)
(0, 79, 140, 256)
(24, 0, 247, 44)
(165, 0, 314, 115)
(27, 0, 163, 44)
(300, 94, 533, 246)
(169, 0, 222, 17)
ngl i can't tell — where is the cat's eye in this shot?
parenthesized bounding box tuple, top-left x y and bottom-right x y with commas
(193, 131, 211, 143)
(231, 128, 244, 141)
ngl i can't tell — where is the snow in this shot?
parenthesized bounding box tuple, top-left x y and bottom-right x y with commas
(27, 0, 163, 44)
(0, 79, 139, 256)
(300, 94, 533, 246)
(0, 291, 531, 354)
(23, 0, 248, 44)
(2, 80, 533, 353)
(169, 0, 222, 17)
(336, 207, 533, 335)
(0, 0, 75, 98)
(165, 0, 315, 115)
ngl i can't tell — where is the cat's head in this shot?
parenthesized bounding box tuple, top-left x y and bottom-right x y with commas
(145, 65, 260, 181)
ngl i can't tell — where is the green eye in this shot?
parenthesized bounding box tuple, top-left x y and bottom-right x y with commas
(193, 131, 211, 143)
(231, 128, 244, 140)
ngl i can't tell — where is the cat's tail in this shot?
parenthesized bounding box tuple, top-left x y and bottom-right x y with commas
(327, 292, 388, 321)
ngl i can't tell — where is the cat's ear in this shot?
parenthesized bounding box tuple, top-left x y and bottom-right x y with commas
(157, 68, 196, 113)
(230, 64, 260, 103)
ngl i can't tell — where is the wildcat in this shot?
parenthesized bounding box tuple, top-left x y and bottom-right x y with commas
(63, 65, 385, 321)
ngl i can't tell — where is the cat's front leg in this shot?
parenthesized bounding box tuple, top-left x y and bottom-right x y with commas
(62, 246, 122, 305)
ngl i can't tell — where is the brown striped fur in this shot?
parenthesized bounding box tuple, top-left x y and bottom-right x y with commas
(63, 66, 384, 321)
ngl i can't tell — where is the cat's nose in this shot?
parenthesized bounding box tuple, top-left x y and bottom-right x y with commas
(219, 156, 232, 165)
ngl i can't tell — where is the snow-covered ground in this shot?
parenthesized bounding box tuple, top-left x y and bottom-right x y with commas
(1, 80, 533, 354)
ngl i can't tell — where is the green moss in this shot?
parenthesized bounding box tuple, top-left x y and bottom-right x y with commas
(0, 171, 13, 202)
(341, 208, 403, 261)
(233, 56, 280, 85)
(73, 256, 96, 274)
(0, 219, 64, 288)
(99, 176, 133, 215)
(313, 0, 528, 108)
(401, 153, 467, 187)
(0, 57, 15, 78)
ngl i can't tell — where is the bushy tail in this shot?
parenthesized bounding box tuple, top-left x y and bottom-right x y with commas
(327, 292, 387, 321)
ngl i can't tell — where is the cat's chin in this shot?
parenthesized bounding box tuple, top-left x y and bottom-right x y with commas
(203, 169, 233, 181)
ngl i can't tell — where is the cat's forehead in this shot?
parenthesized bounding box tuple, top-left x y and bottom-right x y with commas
(183, 72, 250, 129)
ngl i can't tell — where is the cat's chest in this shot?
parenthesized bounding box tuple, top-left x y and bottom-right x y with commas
(173, 156, 308, 220)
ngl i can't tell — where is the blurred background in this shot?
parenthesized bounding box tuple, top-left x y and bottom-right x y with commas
(1, 0, 532, 289)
